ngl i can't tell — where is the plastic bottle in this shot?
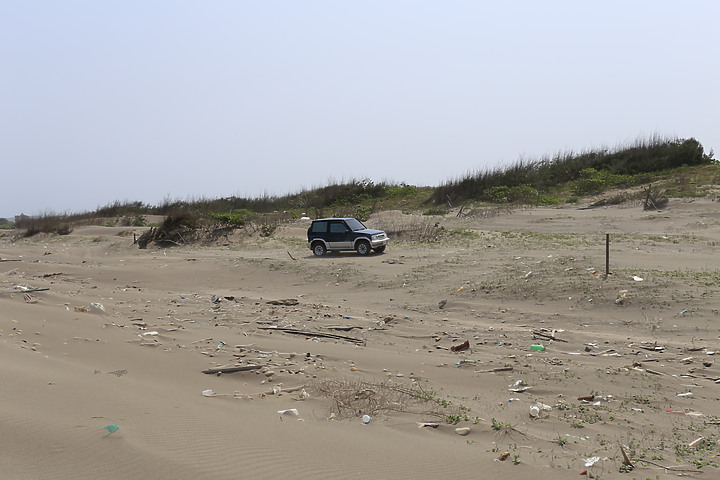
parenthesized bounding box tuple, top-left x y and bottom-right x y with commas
(530, 344, 545, 351)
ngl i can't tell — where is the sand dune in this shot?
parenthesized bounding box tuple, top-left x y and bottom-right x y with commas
(2, 199, 719, 479)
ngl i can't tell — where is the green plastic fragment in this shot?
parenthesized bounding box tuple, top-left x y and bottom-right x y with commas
(102, 424, 120, 438)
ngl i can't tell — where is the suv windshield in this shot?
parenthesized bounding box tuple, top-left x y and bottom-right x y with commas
(344, 218, 365, 231)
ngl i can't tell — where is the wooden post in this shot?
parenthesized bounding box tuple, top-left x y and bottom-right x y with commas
(605, 233, 610, 277)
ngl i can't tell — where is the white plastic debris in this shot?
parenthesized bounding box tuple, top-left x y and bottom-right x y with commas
(585, 456, 601, 467)
(529, 406, 540, 418)
(202, 389, 215, 397)
(89, 302, 106, 312)
(677, 392, 693, 397)
(632, 276, 644, 282)
(142, 331, 159, 336)
(361, 414, 372, 424)
(278, 409, 299, 416)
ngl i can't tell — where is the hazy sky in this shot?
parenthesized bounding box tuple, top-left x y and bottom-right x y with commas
(2, 1, 719, 218)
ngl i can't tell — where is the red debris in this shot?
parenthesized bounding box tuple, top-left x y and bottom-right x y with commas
(451, 340, 470, 352)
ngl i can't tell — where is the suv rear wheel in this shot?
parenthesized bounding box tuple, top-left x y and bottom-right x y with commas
(312, 242, 327, 256)
(355, 240, 371, 256)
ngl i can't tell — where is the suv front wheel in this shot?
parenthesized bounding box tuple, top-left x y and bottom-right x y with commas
(355, 240, 371, 256)
(312, 242, 327, 256)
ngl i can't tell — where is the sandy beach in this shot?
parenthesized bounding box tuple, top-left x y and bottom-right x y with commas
(2, 199, 719, 479)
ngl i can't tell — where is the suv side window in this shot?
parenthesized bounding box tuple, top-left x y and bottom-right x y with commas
(329, 222, 347, 233)
(311, 221, 328, 234)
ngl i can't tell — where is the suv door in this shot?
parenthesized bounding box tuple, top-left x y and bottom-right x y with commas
(327, 220, 353, 249)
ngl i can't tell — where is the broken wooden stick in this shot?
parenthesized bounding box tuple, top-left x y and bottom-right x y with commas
(266, 299, 299, 306)
(531, 329, 568, 343)
(620, 445, 634, 468)
(0, 287, 50, 295)
(258, 326, 364, 344)
(475, 366, 514, 374)
(201, 365, 262, 375)
(322, 325, 363, 331)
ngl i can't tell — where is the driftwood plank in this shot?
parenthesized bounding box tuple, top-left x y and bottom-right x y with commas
(201, 365, 262, 375)
(258, 326, 364, 344)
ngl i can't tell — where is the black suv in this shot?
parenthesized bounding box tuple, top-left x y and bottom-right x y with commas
(307, 218, 389, 256)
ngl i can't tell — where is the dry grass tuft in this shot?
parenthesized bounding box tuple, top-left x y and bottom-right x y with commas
(313, 378, 462, 421)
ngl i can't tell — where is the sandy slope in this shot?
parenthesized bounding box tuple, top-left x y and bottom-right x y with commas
(1, 199, 719, 479)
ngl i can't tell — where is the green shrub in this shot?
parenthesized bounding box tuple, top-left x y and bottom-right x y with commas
(354, 205, 373, 222)
(423, 206, 448, 216)
(210, 209, 257, 228)
(485, 184, 539, 204)
(121, 215, 147, 227)
(54, 224, 73, 235)
(387, 183, 420, 198)
(571, 168, 632, 195)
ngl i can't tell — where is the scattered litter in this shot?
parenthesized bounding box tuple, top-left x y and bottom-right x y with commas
(0, 287, 49, 295)
(278, 409, 299, 416)
(476, 366, 513, 374)
(451, 340, 470, 352)
(615, 290, 629, 304)
(142, 331, 159, 336)
(102, 424, 120, 438)
(532, 329, 567, 343)
(584, 456, 601, 467)
(201, 365, 262, 375)
(676, 392, 693, 397)
(417, 422, 439, 428)
(498, 452, 510, 461)
(632, 276, 644, 282)
(508, 380, 531, 393)
(202, 390, 216, 397)
(267, 299, 299, 306)
(529, 405, 540, 418)
(361, 414, 372, 424)
(530, 344, 545, 351)
(688, 437, 704, 448)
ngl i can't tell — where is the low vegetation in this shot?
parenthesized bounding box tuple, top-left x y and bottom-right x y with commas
(12, 135, 718, 242)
